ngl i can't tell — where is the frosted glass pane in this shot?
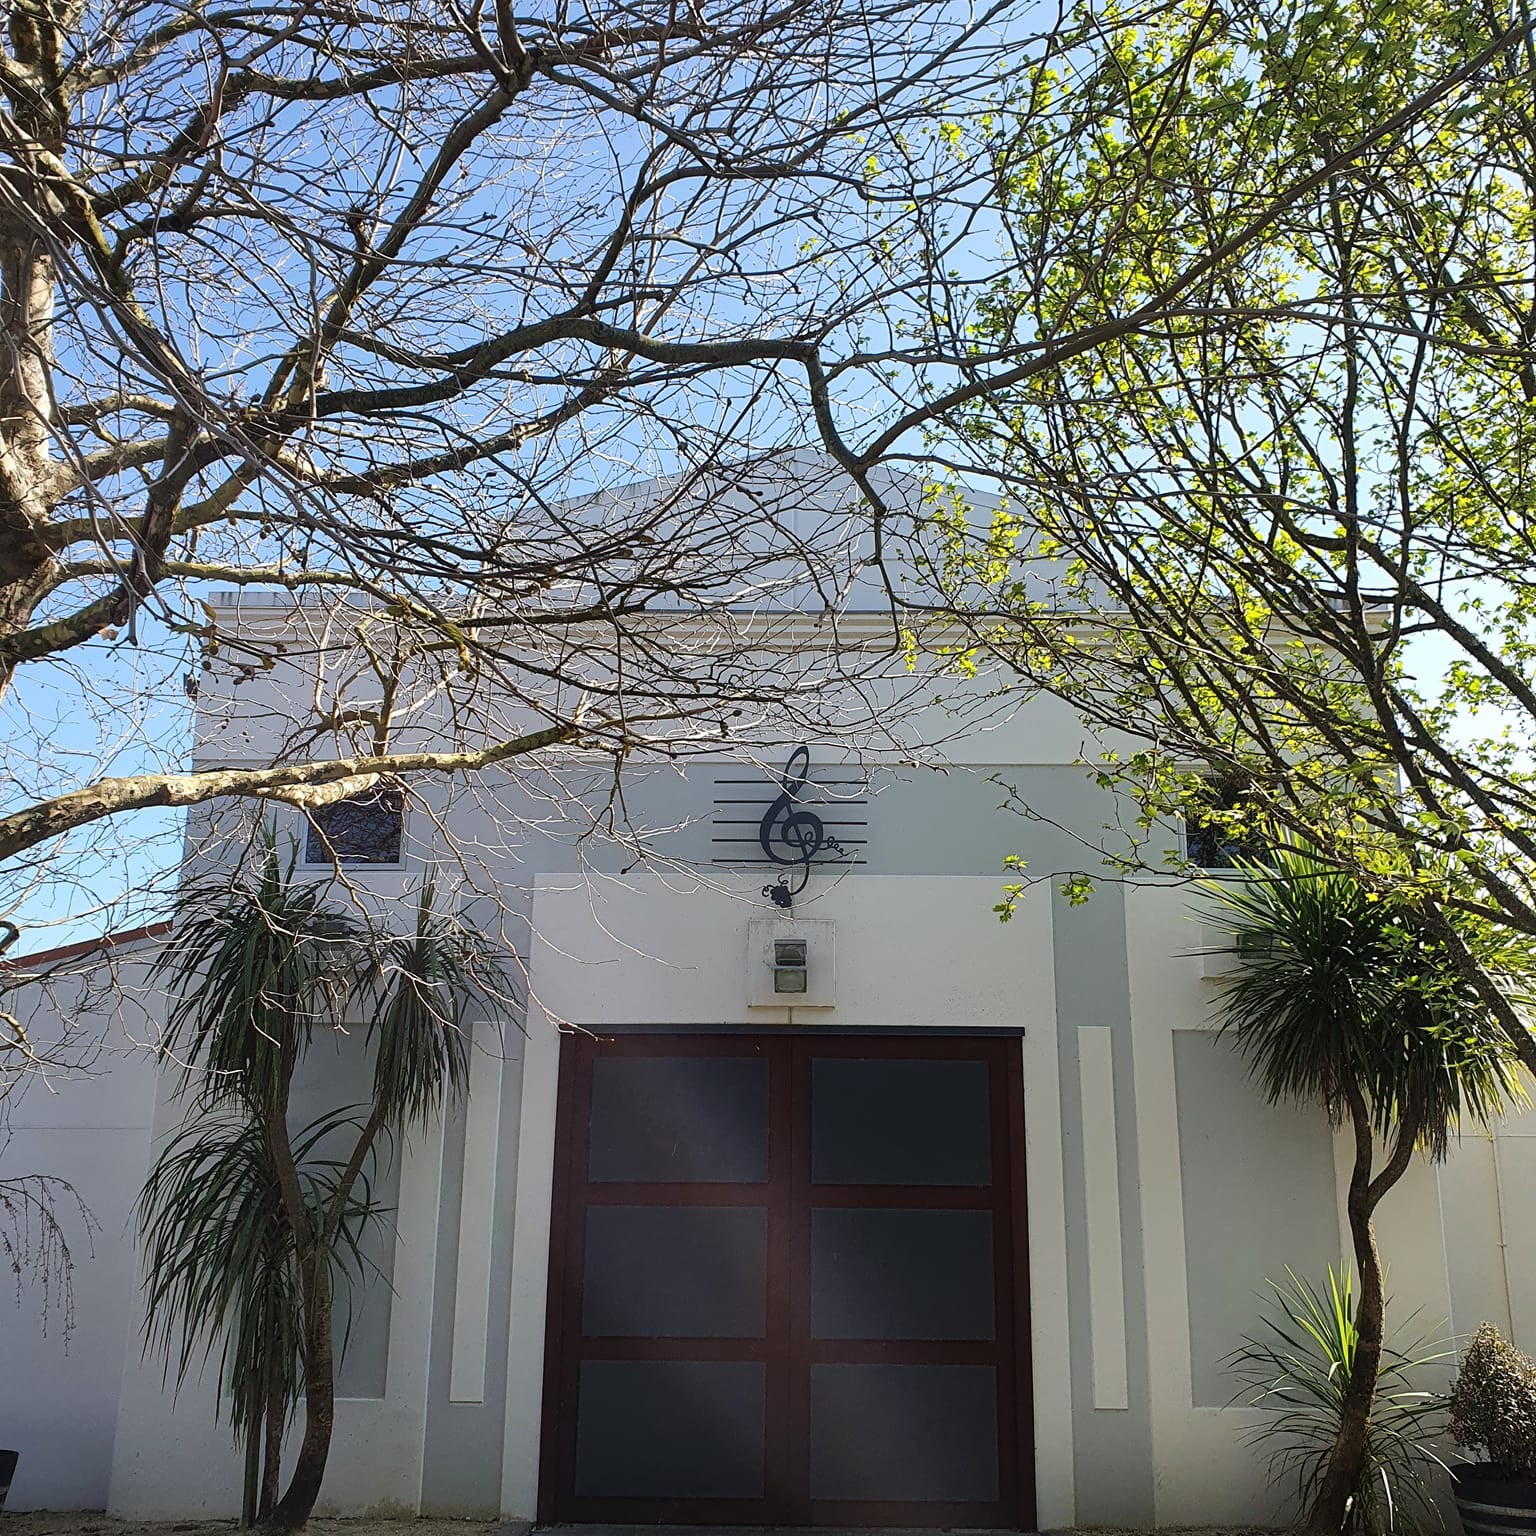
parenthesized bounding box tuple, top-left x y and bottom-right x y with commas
(810, 1363, 999, 1501)
(812, 1058, 990, 1185)
(583, 1206, 767, 1337)
(811, 1208, 994, 1340)
(589, 1056, 769, 1182)
(574, 1361, 766, 1498)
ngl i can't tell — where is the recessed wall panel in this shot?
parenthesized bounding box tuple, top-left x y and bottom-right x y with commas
(1173, 1030, 1338, 1407)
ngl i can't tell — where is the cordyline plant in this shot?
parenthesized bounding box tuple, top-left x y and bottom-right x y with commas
(1207, 845, 1527, 1536)
(1228, 1268, 1450, 1535)
(146, 843, 513, 1533)
(137, 1109, 385, 1526)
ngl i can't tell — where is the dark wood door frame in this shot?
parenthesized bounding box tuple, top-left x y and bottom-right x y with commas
(536, 1033, 1036, 1529)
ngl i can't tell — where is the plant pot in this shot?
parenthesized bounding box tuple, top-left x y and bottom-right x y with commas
(0, 1449, 16, 1511)
(1453, 1461, 1536, 1536)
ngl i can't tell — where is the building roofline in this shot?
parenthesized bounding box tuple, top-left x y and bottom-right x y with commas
(0, 920, 172, 973)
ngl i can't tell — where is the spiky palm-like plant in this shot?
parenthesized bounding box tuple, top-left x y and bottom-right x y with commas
(1207, 846, 1526, 1536)
(137, 1110, 384, 1523)
(1227, 1267, 1451, 1534)
(148, 841, 510, 1534)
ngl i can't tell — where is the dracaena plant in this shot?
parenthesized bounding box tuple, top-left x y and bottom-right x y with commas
(146, 838, 515, 1533)
(1227, 1267, 1450, 1534)
(1204, 845, 1526, 1535)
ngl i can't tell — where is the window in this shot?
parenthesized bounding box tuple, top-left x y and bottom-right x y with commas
(1183, 773, 1267, 870)
(303, 784, 404, 866)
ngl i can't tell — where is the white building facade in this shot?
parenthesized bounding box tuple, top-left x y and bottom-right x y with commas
(5, 514, 1536, 1530)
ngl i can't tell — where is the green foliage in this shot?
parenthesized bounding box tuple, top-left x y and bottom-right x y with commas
(919, 0, 1536, 1078)
(1228, 1268, 1450, 1534)
(368, 881, 475, 1129)
(141, 839, 515, 1522)
(156, 842, 507, 1130)
(136, 1108, 385, 1439)
(154, 841, 362, 1117)
(1204, 844, 1526, 1157)
(1449, 1322, 1536, 1478)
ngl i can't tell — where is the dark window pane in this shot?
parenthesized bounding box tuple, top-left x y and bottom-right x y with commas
(1184, 773, 1268, 869)
(573, 1360, 766, 1499)
(582, 1206, 767, 1338)
(811, 1208, 995, 1340)
(812, 1058, 990, 1186)
(589, 1056, 769, 1183)
(810, 1363, 999, 1502)
(303, 785, 403, 865)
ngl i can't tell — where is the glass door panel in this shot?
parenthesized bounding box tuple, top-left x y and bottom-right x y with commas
(541, 1033, 1032, 1528)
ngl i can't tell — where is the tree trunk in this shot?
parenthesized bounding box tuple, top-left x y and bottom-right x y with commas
(241, 1377, 261, 1528)
(1300, 1088, 1423, 1536)
(1301, 1092, 1381, 1535)
(0, 225, 64, 703)
(259, 1326, 284, 1520)
(256, 1046, 383, 1534)
(259, 1255, 334, 1536)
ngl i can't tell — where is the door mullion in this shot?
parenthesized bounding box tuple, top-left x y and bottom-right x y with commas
(764, 1039, 794, 1517)
(785, 1037, 814, 1521)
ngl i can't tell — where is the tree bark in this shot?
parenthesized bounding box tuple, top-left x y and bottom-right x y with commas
(0, 724, 578, 864)
(260, 1321, 284, 1520)
(241, 1377, 261, 1528)
(1300, 1087, 1423, 1536)
(260, 1252, 334, 1536)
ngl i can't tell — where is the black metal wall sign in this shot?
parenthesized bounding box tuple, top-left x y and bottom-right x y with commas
(758, 745, 847, 907)
(710, 749, 867, 900)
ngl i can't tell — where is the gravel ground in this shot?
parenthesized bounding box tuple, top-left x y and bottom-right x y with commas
(0, 1518, 500, 1536)
(0, 1518, 1281, 1536)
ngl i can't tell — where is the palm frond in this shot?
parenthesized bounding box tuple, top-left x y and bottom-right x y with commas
(368, 881, 509, 1128)
(135, 1107, 389, 1440)
(1203, 844, 1525, 1156)
(152, 837, 363, 1114)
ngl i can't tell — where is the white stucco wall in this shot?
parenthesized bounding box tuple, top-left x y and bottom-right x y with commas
(0, 949, 161, 1511)
(496, 871, 1075, 1527)
(8, 805, 1536, 1526)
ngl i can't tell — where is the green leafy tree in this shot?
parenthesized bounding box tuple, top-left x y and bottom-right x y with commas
(917, 0, 1536, 1073)
(1207, 845, 1527, 1534)
(150, 846, 512, 1534)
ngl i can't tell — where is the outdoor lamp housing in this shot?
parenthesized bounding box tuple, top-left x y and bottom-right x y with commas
(747, 917, 835, 1008)
(773, 939, 808, 993)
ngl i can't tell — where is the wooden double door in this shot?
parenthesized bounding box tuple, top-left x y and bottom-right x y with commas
(538, 1033, 1034, 1528)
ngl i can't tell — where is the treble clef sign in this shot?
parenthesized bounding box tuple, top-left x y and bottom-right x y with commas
(759, 746, 844, 907)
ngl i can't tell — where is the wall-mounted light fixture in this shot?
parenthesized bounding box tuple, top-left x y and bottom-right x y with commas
(772, 939, 808, 993)
(747, 918, 834, 1008)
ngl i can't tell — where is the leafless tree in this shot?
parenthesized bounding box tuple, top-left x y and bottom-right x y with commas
(0, 1, 978, 917)
(3, 0, 1524, 947)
